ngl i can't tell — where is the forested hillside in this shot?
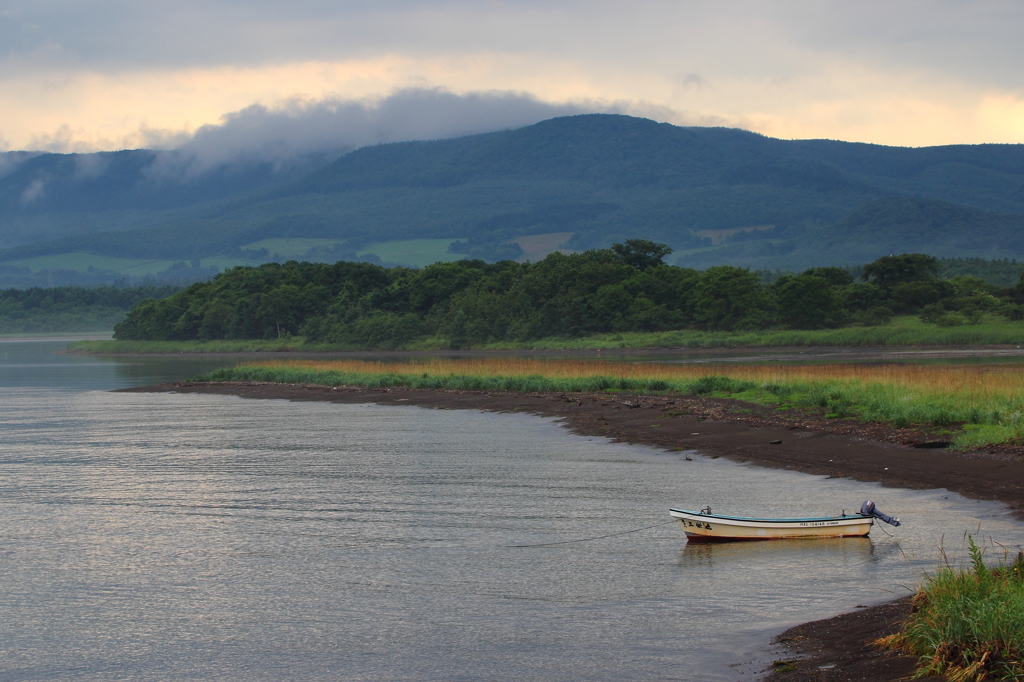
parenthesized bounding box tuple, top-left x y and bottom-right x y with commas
(682, 197, 1024, 270)
(0, 149, 333, 253)
(4, 115, 1024, 279)
(113, 242, 1024, 348)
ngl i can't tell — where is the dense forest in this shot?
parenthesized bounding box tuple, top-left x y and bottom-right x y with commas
(113, 241, 1024, 348)
(0, 284, 182, 334)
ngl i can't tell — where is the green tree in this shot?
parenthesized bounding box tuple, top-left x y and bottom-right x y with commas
(839, 282, 887, 312)
(198, 302, 236, 340)
(777, 275, 842, 329)
(890, 280, 952, 312)
(258, 284, 303, 338)
(610, 239, 674, 271)
(693, 266, 774, 330)
(801, 266, 854, 287)
(862, 254, 940, 290)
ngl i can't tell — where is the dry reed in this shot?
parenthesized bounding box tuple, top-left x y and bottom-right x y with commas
(244, 358, 1024, 402)
(203, 358, 1024, 447)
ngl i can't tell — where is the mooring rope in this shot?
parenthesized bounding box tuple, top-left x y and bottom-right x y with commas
(508, 519, 677, 548)
(873, 519, 910, 561)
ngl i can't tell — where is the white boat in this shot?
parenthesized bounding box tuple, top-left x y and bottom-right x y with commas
(669, 501, 899, 542)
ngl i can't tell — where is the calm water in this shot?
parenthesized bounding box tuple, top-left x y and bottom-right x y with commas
(2, 340, 1022, 681)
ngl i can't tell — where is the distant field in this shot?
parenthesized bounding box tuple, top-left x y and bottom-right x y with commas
(240, 238, 346, 259)
(360, 234, 577, 266)
(513, 232, 575, 261)
(198, 258, 258, 273)
(239, 237, 470, 267)
(695, 225, 775, 244)
(358, 239, 467, 267)
(8, 252, 254, 276)
(6, 236, 573, 278)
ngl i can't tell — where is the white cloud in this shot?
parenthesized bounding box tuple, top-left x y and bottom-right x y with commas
(73, 152, 110, 179)
(0, 151, 40, 178)
(145, 87, 603, 177)
(20, 178, 45, 204)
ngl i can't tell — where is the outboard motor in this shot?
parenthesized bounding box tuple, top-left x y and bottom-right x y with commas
(860, 500, 900, 527)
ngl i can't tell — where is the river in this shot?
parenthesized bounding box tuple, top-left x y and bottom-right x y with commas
(1, 339, 1021, 681)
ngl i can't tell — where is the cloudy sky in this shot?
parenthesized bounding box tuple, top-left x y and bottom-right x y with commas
(3, 0, 1023, 154)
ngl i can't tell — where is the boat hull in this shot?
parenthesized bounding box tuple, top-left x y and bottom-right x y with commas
(669, 508, 873, 542)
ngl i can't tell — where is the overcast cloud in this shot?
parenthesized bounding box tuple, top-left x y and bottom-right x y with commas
(1, 1, 1023, 152)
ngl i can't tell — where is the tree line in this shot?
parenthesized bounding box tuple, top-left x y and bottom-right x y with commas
(0, 284, 183, 334)
(112, 241, 1024, 348)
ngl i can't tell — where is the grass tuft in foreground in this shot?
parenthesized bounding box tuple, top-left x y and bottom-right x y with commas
(878, 537, 1024, 681)
(197, 358, 1024, 449)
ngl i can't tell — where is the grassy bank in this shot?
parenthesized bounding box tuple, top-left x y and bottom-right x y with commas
(879, 539, 1024, 681)
(66, 316, 1024, 354)
(198, 358, 1024, 450)
(473, 316, 1024, 350)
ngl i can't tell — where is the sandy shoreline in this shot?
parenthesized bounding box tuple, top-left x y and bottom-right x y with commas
(122, 379, 1011, 680)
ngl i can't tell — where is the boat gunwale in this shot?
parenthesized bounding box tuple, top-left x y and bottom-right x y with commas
(669, 508, 872, 525)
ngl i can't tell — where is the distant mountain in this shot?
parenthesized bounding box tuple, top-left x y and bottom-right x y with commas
(3, 114, 1024, 277)
(0, 149, 337, 251)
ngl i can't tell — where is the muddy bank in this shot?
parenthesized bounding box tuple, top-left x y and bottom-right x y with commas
(760, 598, 943, 681)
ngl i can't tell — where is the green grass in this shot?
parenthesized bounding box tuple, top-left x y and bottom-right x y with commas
(480, 316, 1024, 350)
(879, 538, 1024, 681)
(716, 380, 1024, 450)
(198, 365, 686, 394)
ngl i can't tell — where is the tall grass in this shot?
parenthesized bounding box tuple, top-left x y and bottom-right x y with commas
(199, 358, 1024, 449)
(879, 538, 1024, 681)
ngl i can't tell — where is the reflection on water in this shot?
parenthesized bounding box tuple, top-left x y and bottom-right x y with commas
(1, 340, 1023, 681)
(680, 535, 877, 566)
(0, 339, 240, 390)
